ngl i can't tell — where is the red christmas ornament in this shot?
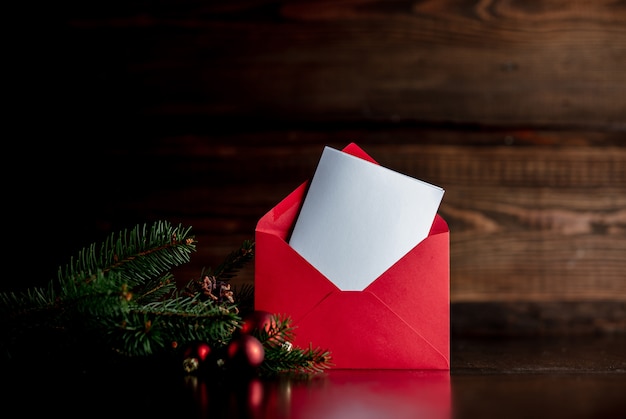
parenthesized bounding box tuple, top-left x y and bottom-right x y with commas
(226, 334, 265, 370)
(240, 310, 276, 336)
(182, 341, 213, 374)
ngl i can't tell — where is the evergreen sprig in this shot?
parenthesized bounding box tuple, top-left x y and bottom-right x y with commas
(254, 314, 334, 377)
(0, 220, 332, 378)
(209, 239, 255, 281)
(1, 220, 207, 363)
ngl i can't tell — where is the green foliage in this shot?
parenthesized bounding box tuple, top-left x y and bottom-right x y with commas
(1, 221, 208, 361)
(205, 239, 255, 281)
(255, 314, 334, 377)
(0, 220, 331, 378)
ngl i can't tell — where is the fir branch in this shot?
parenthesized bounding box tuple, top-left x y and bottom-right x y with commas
(0, 282, 58, 322)
(91, 293, 242, 362)
(181, 240, 255, 312)
(1, 220, 199, 363)
(206, 240, 255, 281)
(0, 221, 333, 379)
(59, 220, 196, 287)
(117, 294, 241, 351)
(253, 314, 333, 377)
(261, 344, 333, 377)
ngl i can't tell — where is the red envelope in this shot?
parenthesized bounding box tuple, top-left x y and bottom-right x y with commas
(255, 143, 450, 369)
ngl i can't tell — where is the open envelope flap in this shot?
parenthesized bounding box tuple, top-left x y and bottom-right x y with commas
(293, 291, 449, 369)
(256, 181, 307, 239)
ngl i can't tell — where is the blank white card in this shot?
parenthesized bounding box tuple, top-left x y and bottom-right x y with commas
(289, 146, 444, 291)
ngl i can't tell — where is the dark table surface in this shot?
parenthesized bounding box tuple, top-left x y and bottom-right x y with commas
(5, 335, 625, 419)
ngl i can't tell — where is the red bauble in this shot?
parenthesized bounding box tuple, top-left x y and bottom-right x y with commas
(240, 310, 276, 336)
(226, 334, 265, 370)
(182, 341, 213, 374)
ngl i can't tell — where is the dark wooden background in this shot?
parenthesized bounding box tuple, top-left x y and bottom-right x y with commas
(8, 0, 625, 336)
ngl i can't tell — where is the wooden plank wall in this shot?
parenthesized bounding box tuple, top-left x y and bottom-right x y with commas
(9, 0, 625, 335)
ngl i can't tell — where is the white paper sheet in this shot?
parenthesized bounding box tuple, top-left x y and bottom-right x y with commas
(289, 146, 444, 291)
